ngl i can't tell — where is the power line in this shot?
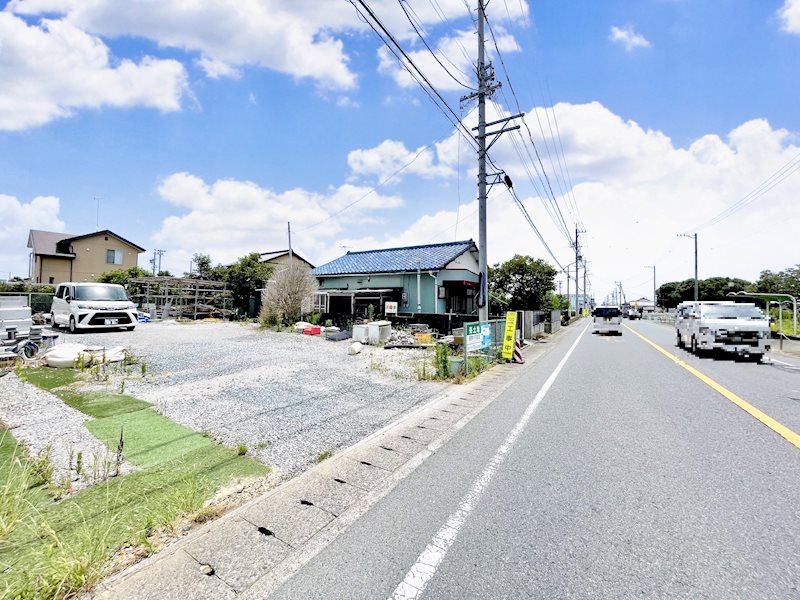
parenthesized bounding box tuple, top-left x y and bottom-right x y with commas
(349, 0, 479, 153)
(683, 151, 800, 233)
(296, 133, 451, 233)
(398, 0, 477, 90)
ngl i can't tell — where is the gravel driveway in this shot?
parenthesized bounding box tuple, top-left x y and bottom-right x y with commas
(72, 321, 445, 475)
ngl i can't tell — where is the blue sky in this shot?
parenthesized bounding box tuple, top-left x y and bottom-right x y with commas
(2, 0, 799, 302)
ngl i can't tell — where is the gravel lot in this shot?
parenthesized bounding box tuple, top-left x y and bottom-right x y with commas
(71, 321, 446, 475)
(0, 373, 134, 492)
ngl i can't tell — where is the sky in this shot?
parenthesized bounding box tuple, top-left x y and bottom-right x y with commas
(1, 0, 799, 303)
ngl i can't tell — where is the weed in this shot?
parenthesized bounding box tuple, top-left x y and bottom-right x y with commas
(31, 445, 55, 488)
(119, 379, 125, 395)
(309, 312, 321, 325)
(140, 362, 147, 378)
(0, 446, 34, 541)
(367, 303, 375, 321)
(190, 504, 221, 524)
(434, 343, 449, 379)
(316, 450, 333, 463)
(114, 427, 124, 478)
(255, 441, 269, 450)
(453, 371, 466, 385)
(75, 451, 83, 477)
(236, 443, 248, 456)
(324, 319, 333, 328)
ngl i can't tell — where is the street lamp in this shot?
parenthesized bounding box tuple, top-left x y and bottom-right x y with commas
(677, 233, 698, 300)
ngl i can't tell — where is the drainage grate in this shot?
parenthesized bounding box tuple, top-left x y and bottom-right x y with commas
(360, 461, 373, 466)
(333, 478, 347, 484)
(379, 445, 395, 452)
(257, 526, 274, 536)
(299, 499, 314, 506)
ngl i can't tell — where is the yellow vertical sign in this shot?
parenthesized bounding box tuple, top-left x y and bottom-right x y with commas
(502, 311, 517, 359)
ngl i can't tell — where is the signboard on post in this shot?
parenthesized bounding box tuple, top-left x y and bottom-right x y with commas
(465, 322, 482, 352)
(502, 311, 517, 359)
(385, 301, 398, 315)
(480, 323, 492, 349)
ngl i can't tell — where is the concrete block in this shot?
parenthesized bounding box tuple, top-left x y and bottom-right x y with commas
(417, 417, 451, 432)
(288, 472, 366, 516)
(318, 457, 389, 491)
(399, 424, 441, 443)
(185, 517, 291, 593)
(377, 434, 428, 456)
(349, 443, 412, 470)
(241, 491, 334, 548)
(98, 549, 235, 600)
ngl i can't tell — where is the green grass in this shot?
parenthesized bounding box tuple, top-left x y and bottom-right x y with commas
(23, 368, 76, 390)
(0, 368, 269, 599)
(57, 390, 150, 419)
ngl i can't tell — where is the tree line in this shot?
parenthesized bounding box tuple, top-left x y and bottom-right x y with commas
(656, 263, 800, 308)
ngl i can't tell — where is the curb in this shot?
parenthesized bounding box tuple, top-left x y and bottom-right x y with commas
(93, 327, 571, 598)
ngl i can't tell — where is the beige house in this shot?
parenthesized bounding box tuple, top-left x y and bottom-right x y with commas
(28, 229, 146, 284)
(259, 249, 314, 271)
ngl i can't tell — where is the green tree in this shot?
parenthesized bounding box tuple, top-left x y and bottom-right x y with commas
(753, 265, 800, 297)
(224, 253, 273, 313)
(96, 266, 151, 286)
(488, 255, 558, 311)
(545, 292, 570, 311)
(657, 276, 753, 308)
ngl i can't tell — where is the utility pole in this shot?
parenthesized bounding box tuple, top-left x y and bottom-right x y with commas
(462, 0, 520, 321)
(476, 1, 489, 322)
(574, 227, 585, 316)
(582, 259, 587, 314)
(574, 228, 579, 316)
(287, 221, 293, 267)
(151, 249, 165, 276)
(678, 233, 699, 300)
(645, 265, 656, 311)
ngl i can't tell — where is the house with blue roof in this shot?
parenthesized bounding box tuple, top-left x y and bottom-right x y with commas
(311, 240, 480, 317)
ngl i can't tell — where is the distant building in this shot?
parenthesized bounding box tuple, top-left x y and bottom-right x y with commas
(259, 249, 314, 272)
(631, 297, 655, 311)
(27, 229, 145, 284)
(312, 240, 479, 317)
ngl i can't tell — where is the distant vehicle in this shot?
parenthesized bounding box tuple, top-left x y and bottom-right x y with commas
(675, 301, 770, 360)
(592, 305, 622, 335)
(51, 282, 137, 333)
(627, 308, 640, 320)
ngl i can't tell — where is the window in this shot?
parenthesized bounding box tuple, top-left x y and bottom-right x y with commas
(106, 249, 123, 265)
(48, 277, 55, 284)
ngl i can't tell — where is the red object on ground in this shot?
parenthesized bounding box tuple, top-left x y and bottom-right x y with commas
(303, 326, 321, 335)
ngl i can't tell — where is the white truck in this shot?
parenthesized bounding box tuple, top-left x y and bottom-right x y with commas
(675, 301, 771, 360)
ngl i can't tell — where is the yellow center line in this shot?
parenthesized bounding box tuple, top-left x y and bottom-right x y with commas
(623, 324, 800, 450)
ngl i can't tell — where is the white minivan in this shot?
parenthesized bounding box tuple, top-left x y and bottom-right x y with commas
(592, 305, 622, 335)
(51, 282, 138, 333)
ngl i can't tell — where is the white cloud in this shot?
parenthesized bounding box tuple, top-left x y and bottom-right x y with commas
(609, 25, 652, 52)
(8, 0, 358, 89)
(341, 103, 800, 302)
(377, 27, 520, 91)
(347, 139, 455, 182)
(151, 173, 403, 272)
(0, 12, 187, 130)
(0, 194, 65, 278)
(777, 0, 800, 33)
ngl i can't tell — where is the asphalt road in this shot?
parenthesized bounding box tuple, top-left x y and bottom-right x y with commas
(268, 319, 800, 599)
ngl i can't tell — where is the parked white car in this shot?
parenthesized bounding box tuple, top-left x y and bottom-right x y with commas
(592, 305, 622, 335)
(51, 282, 137, 333)
(675, 301, 770, 359)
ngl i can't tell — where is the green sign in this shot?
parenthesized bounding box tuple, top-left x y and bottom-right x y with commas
(465, 322, 482, 352)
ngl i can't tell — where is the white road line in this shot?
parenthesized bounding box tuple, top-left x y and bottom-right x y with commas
(389, 321, 591, 600)
(768, 357, 797, 367)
